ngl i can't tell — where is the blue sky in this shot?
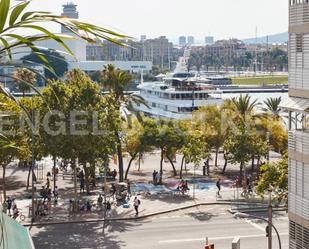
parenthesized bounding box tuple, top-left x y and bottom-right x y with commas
(29, 0, 288, 41)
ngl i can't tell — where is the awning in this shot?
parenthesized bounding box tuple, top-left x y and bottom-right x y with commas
(279, 97, 309, 113)
(0, 212, 35, 249)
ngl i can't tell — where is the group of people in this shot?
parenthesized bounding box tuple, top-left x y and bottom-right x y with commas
(152, 170, 161, 185)
(231, 175, 256, 196)
(176, 180, 190, 194)
(2, 197, 19, 219)
(96, 194, 112, 217)
(68, 199, 93, 213)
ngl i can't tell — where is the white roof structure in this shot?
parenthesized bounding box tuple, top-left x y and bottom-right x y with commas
(280, 97, 309, 113)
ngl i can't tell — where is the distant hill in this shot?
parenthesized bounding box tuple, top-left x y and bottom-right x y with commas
(243, 32, 288, 44)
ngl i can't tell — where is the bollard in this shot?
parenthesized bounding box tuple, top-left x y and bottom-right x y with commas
(232, 237, 240, 249)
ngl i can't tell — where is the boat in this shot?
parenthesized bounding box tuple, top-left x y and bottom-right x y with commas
(134, 47, 223, 120)
(134, 74, 223, 120)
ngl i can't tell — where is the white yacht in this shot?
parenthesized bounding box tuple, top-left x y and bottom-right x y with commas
(134, 48, 223, 120)
(134, 73, 223, 120)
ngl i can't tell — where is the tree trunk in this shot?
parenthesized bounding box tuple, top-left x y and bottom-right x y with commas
(215, 148, 219, 167)
(167, 156, 177, 176)
(2, 165, 6, 201)
(180, 155, 185, 179)
(222, 153, 228, 174)
(239, 161, 244, 185)
(138, 154, 141, 171)
(115, 131, 124, 182)
(243, 162, 247, 193)
(26, 162, 31, 190)
(53, 155, 57, 193)
(125, 153, 137, 180)
(83, 164, 90, 195)
(159, 149, 164, 184)
(251, 155, 255, 172)
(72, 158, 77, 206)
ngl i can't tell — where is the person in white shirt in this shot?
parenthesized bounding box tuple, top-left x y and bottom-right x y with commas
(133, 197, 140, 216)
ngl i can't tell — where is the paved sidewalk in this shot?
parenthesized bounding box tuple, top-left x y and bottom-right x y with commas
(14, 186, 241, 226)
(1, 151, 280, 226)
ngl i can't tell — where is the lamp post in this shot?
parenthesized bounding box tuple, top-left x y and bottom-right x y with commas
(266, 131, 270, 164)
(234, 212, 281, 249)
(268, 186, 273, 249)
(31, 95, 35, 222)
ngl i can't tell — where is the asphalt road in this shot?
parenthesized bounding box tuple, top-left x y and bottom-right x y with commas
(30, 205, 289, 249)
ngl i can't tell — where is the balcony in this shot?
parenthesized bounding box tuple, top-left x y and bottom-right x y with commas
(289, 130, 309, 154)
(290, 4, 309, 26)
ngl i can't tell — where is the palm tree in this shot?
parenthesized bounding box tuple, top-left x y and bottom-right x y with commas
(0, 0, 127, 103)
(262, 97, 282, 119)
(13, 68, 37, 97)
(0, 0, 128, 158)
(101, 64, 147, 182)
(230, 94, 260, 120)
(226, 95, 261, 183)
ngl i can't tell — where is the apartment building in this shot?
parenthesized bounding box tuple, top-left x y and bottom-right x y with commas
(282, 0, 309, 248)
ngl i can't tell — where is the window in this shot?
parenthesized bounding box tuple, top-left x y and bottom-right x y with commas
(290, 0, 309, 5)
(296, 34, 303, 53)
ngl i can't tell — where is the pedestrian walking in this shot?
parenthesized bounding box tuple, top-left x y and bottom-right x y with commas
(127, 181, 131, 198)
(45, 177, 50, 190)
(216, 178, 221, 196)
(6, 197, 12, 215)
(106, 200, 111, 217)
(97, 194, 103, 210)
(155, 171, 161, 185)
(133, 196, 140, 216)
(152, 170, 157, 185)
(80, 176, 85, 193)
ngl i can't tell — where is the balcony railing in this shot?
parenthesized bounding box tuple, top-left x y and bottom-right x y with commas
(289, 130, 309, 154)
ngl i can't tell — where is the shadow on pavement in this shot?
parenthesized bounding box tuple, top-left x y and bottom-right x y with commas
(31, 219, 148, 249)
(186, 211, 216, 222)
(143, 192, 193, 204)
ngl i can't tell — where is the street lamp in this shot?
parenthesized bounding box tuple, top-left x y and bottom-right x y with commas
(31, 95, 35, 222)
(234, 212, 282, 249)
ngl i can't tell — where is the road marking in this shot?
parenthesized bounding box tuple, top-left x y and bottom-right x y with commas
(244, 219, 265, 232)
(158, 233, 289, 244)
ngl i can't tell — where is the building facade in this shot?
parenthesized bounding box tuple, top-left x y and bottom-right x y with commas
(143, 36, 173, 69)
(283, 0, 309, 248)
(179, 36, 187, 46)
(205, 36, 214, 45)
(187, 36, 194, 45)
(86, 39, 144, 61)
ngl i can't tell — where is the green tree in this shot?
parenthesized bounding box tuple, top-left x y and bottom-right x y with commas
(101, 64, 146, 182)
(155, 120, 185, 182)
(193, 105, 225, 167)
(21, 50, 68, 79)
(13, 68, 37, 96)
(64, 70, 118, 194)
(188, 50, 205, 72)
(179, 126, 209, 179)
(40, 80, 70, 192)
(255, 154, 288, 204)
(0, 0, 127, 104)
(19, 96, 44, 189)
(124, 119, 153, 180)
(263, 97, 282, 120)
(0, 95, 30, 199)
(224, 95, 266, 184)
